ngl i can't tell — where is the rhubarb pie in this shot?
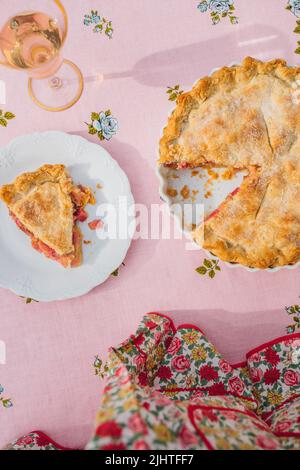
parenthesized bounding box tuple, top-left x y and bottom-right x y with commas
(0, 164, 94, 268)
(159, 57, 300, 269)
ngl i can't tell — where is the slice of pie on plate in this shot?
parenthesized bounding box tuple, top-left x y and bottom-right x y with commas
(159, 57, 300, 269)
(0, 164, 94, 268)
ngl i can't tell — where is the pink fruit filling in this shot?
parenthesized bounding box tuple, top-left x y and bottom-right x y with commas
(8, 185, 91, 268)
(10, 211, 82, 268)
(88, 219, 104, 231)
(205, 187, 240, 222)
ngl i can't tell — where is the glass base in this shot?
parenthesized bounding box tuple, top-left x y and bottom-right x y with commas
(28, 59, 84, 112)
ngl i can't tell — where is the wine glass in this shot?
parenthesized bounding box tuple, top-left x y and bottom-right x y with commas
(0, 0, 84, 112)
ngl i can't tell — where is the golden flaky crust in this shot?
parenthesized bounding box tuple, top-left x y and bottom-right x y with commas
(159, 57, 300, 268)
(0, 164, 75, 256)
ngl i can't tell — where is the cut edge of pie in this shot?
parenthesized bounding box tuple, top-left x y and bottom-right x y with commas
(0, 164, 95, 268)
(158, 57, 300, 269)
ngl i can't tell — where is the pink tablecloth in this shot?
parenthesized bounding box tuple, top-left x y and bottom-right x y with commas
(1, 0, 300, 449)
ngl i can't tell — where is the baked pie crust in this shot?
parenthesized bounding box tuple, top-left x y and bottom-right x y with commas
(0, 164, 93, 268)
(159, 57, 300, 268)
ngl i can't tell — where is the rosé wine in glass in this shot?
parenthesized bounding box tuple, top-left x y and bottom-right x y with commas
(0, 1, 84, 112)
(0, 11, 63, 79)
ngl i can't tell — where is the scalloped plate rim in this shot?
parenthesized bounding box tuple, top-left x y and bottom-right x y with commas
(0, 131, 135, 301)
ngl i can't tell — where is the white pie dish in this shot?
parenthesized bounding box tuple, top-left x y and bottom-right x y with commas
(157, 62, 300, 273)
(0, 131, 135, 301)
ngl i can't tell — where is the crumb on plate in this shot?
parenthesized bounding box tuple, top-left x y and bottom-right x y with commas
(207, 169, 219, 180)
(89, 193, 97, 205)
(180, 185, 190, 199)
(166, 187, 178, 197)
(88, 219, 104, 230)
(222, 168, 235, 180)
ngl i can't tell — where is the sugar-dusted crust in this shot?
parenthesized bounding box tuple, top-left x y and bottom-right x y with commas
(159, 57, 300, 268)
(194, 165, 300, 269)
(159, 57, 300, 167)
(0, 164, 75, 256)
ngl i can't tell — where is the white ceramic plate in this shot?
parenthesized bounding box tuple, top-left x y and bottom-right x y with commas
(0, 131, 135, 301)
(157, 62, 300, 272)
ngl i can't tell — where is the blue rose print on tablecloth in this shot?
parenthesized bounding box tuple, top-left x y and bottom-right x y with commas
(86, 110, 118, 141)
(0, 384, 13, 408)
(288, 0, 300, 17)
(285, 304, 300, 333)
(93, 355, 109, 379)
(93, 112, 118, 140)
(83, 9, 113, 38)
(197, 0, 238, 24)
